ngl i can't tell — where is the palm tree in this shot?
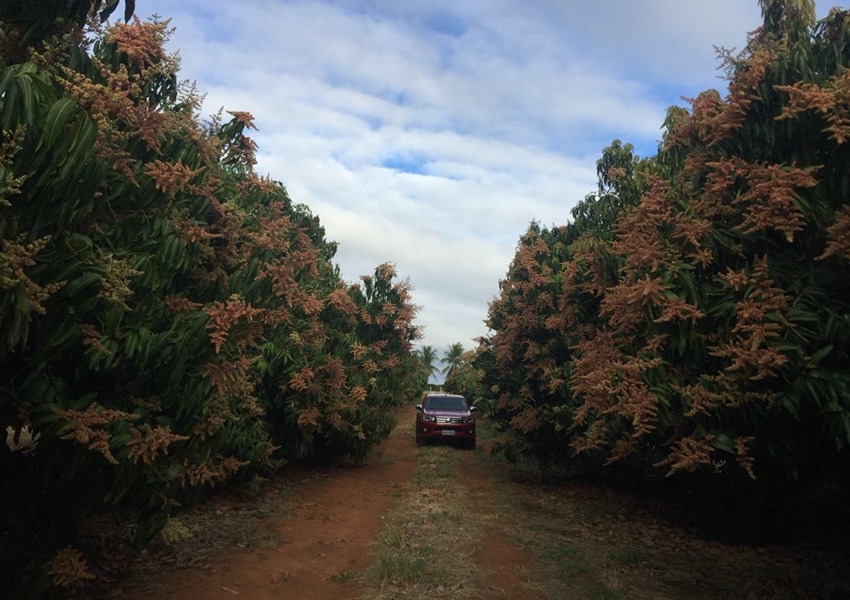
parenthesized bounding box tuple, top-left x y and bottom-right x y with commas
(441, 343, 465, 379)
(418, 345, 440, 382)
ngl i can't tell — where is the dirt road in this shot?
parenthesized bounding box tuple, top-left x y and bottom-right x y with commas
(112, 405, 850, 600)
(116, 407, 418, 600)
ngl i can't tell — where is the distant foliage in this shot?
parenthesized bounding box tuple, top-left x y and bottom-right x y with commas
(0, 10, 423, 596)
(480, 5, 850, 489)
(443, 347, 484, 401)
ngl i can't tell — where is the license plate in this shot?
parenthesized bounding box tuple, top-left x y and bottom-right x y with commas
(441, 430, 455, 436)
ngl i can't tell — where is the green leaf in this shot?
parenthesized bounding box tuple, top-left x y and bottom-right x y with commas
(64, 272, 101, 297)
(17, 62, 37, 75)
(41, 98, 77, 148)
(100, 0, 120, 22)
(808, 345, 833, 366)
(20, 80, 36, 126)
(110, 432, 133, 449)
(0, 66, 15, 95)
(44, 320, 79, 350)
(711, 433, 734, 453)
(58, 114, 97, 179)
(1, 81, 19, 129)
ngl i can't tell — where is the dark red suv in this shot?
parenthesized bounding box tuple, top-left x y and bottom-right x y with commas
(415, 393, 477, 449)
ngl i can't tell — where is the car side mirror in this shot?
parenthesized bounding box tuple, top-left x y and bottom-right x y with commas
(469, 406, 478, 412)
(415, 404, 423, 411)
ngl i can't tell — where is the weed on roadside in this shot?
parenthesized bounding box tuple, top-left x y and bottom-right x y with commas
(594, 569, 626, 600)
(271, 570, 290, 584)
(608, 546, 647, 566)
(376, 524, 404, 548)
(377, 554, 427, 581)
(330, 569, 356, 583)
(536, 541, 588, 579)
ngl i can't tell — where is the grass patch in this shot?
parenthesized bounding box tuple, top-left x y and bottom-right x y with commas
(594, 585, 625, 600)
(608, 545, 647, 566)
(424, 510, 458, 522)
(376, 524, 404, 548)
(543, 541, 580, 561)
(376, 554, 428, 582)
(580, 505, 611, 523)
(271, 570, 289, 584)
(540, 540, 588, 578)
(358, 437, 481, 599)
(330, 569, 356, 583)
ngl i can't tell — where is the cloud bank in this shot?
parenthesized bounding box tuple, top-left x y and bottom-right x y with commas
(138, 0, 831, 355)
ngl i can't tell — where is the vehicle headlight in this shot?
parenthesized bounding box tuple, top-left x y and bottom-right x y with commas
(461, 415, 474, 424)
(422, 414, 436, 423)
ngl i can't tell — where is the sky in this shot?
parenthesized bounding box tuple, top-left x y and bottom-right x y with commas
(136, 0, 842, 361)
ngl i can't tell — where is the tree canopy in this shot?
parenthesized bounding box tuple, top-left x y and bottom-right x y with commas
(479, 2, 850, 497)
(0, 7, 424, 595)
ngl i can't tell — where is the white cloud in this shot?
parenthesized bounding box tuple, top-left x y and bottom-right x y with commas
(136, 0, 843, 356)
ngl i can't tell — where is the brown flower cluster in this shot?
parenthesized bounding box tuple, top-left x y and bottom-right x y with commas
(297, 406, 320, 427)
(289, 367, 315, 393)
(317, 358, 345, 396)
(95, 253, 142, 311)
(736, 436, 757, 479)
(348, 385, 367, 404)
(731, 161, 817, 242)
(202, 355, 262, 419)
(227, 110, 257, 130)
(245, 209, 295, 252)
(379, 355, 400, 370)
(819, 205, 850, 261)
(0, 234, 64, 316)
(326, 288, 358, 317)
(612, 177, 674, 272)
(163, 295, 202, 313)
(177, 455, 249, 488)
(667, 47, 777, 148)
(145, 159, 201, 197)
(375, 262, 397, 281)
(59, 60, 163, 182)
(711, 256, 790, 381)
(677, 382, 726, 418)
(777, 68, 850, 144)
(106, 17, 171, 70)
(671, 214, 715, 267)
(350, 342, 368, 360)
(49, 547, 96, 588)
(80, 323, 111, 356)
(600, 275, 667, 333)
(655, 434, 717, 476)
(0, 125, 27, 207)
(653, 294, 704, 325)
(55, 404, 135, 464)
(126, 424, 189, 465)
(203, 295, 265, 353)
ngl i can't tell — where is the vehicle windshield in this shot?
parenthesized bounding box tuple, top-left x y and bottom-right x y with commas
(425, 396, 467, 411)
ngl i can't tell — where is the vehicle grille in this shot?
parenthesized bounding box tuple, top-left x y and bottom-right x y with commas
(436, 416, 463, 424)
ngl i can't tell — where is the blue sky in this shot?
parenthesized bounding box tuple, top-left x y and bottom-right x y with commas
(136, 0, 844, 358)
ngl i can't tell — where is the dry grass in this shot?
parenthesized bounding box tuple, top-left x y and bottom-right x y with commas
(468, 419, 850, 600)
(99, 470, 318, 598)
(356, 429, 487, 599)
(357, 417, 578, 599)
